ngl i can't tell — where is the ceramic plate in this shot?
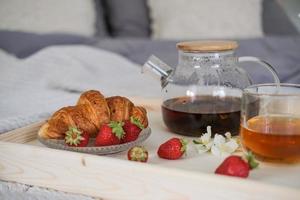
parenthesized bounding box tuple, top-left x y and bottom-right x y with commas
(38, 127, 151, 155)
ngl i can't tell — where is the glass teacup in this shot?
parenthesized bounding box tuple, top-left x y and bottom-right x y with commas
(240, 84, 300, 163)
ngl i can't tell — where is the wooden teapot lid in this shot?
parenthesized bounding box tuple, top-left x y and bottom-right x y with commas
(176, 40, 238, 52)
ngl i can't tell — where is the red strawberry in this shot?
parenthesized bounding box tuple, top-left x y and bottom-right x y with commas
(95, 121, 124, 146)
(215, 152, 259, 178)
(122, 117, 144, 143)
(127, 146, 148, 162)
(157, 138, 188, 160)
(65, 127, 89, 147)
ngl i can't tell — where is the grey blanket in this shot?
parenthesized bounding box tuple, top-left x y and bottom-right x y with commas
(0, 46, 160, 133)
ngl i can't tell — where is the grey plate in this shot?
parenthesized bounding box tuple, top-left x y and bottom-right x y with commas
(38, 127, 151, 155)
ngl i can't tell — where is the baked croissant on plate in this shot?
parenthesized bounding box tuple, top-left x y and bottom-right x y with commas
(38, 90, 148, 139)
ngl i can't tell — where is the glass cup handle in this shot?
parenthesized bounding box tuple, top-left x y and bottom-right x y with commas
(238, 56, 280, 86)
(239, 56, 281, 117)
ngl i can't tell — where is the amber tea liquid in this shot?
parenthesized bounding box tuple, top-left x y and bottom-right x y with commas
(162, 96, 241, 137)
(241, 115, 300, 163)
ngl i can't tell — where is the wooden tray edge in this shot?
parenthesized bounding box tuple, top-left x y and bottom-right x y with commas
(0, 121, 45, 143)
(0, 140, 299, 199)
(0, 120, 299, 199)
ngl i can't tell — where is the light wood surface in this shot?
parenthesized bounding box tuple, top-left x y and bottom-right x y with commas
(176, 40, 238, 52)
(0, 121, 45, 143)
(0, 97, 300, 199)
(0, 140, 299, 200)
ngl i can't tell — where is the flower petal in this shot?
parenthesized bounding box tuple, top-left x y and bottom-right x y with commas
(212, 144, 231, 157)
(195, 144, 210, 154)
(200, 132, 212, 144)
(211, 144, 222, 156)
(213, 134, 226, 146)
(206, 126, 212, 137)
(225, 132, 232, 139)
(205, 141, 213, 149)
(224, 139, 239, 153)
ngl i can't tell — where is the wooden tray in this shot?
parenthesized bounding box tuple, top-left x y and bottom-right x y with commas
(0, 98, 299, 199)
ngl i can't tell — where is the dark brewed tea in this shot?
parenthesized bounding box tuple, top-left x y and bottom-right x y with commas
(162, 96, 241, 136)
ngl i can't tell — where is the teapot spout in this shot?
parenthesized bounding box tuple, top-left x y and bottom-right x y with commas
(142, 55, 173, 89)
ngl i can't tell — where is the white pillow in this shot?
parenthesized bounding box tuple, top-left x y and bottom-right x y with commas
(148, 0, 263, 39)
(0, 0, 96, 36)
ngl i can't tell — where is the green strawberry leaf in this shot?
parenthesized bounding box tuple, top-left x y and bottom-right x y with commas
(180, 138, 188, 153)
(245, 151, 259, 169)
(129, 146, 148, 162)
(109, 121, 125, 139)
(69, 126, 81, 134)
(65, 126, 83, 146)
(130, 116, 144, 129)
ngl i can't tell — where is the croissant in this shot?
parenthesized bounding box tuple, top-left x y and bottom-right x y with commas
(77, 90, 110, 129)
(105, 96, 148, 127)
(131, 106, 148, 128)
(38, 90, 148, 139)
(106, 96, 134, 122)
(40, 105, 98, 139)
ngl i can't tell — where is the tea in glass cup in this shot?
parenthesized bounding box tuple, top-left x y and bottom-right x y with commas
(240, 84, 300, 163)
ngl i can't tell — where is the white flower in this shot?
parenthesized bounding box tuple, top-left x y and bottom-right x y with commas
(193, 127, 239, 157)
(213, 134, 226, 146)
(211, 133, 239, 157)
(193, 126, 213, 153)
(195, 144, 211, 154)
(201, 126, 212, 144)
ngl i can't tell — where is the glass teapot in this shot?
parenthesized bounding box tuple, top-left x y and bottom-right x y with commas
(142, 41, 280, 137)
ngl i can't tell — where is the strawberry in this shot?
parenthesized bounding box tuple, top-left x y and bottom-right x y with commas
(157, 138, 188, 160)
(95, 121, 124, 146)
(127, 146, 148, 162)
(65, 127, 89, 147)
(215, 152, 259, 178)
(122, 117, 144, 143)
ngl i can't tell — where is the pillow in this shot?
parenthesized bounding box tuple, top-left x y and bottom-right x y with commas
(102, 0, 151, 37)
(94, 0, 109, 37)
(148, 0, 263, 39)
(263, 0, 299, 35)
(0, 0, 105, 37)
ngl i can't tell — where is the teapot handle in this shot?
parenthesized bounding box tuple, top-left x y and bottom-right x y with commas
(238, 56, 280, 86)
